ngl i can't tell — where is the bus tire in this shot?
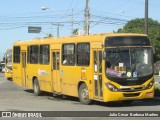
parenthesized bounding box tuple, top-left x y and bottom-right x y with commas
(78, 83, 92, 105)
(33, 78, 41, 96)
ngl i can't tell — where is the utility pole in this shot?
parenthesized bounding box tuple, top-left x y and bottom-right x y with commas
(57, 23, 63, 37)
(71, 9, 74, 35)
(52, 23, 63, 37)
(145, 0, 148, 35)
(84, 0, 89, 35)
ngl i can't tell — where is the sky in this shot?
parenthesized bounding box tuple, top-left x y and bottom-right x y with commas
(0, 0, 159, 59)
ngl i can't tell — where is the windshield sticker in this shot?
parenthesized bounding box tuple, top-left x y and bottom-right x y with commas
(133, 72, 137, 77)
(119, 63, 124, 67)
(106, 68, 122, 77)
(127, 72, 132, 77)
(94, 75, 98, 80)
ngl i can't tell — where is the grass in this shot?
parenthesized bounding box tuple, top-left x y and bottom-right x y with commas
(154, 75, 160, 96)
(154, 75, 160, 77)
(155, 88, 160, 96)
(155, 85, 160, 96)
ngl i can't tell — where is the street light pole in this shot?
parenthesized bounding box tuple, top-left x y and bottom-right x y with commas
(145, 0, 148, 35)
(84, 0, 89, 35)
(57, 23, 63, 37)
(71, 9, 74, 35)
(52, 23, 63, 37)
(41, 7, 63, 37)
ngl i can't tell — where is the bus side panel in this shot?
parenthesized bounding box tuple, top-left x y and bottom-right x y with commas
(81, 66, 94, 99)
(60, 51, 94, 98)
(60, 66, 93, 98)
(26, 64, 52, 92)
(13, 46, 23, 86)
(37, 64, 52, 92)
(60, 66, 80, 97)
(26, 64, 38, 89)
(12, 64, 23, 86)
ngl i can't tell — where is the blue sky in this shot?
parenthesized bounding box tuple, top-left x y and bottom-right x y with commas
(0, 0, 159, 59)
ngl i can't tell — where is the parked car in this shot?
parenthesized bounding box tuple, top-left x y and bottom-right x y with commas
(0, 61, 5, 73)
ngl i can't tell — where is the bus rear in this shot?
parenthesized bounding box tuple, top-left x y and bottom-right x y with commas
(5, 49, 12, 80)
(103, 35, 154, 102)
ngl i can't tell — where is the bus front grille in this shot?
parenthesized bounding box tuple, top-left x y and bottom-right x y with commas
(123, 93, 140, 97)
(120, 87, 143, 92)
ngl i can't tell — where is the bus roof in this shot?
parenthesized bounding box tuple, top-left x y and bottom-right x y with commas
(13, 33, 148, 46)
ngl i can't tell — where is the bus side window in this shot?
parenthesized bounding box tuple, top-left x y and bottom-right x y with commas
(94, 51, 97, 72)
(30, 45, 39, 64)
(77, 43, 90, 66)
(62, 44, 75, 66)
(13, 46, 20, 63)
(40, 45, 50, 64)
(99, 51, 102, 73)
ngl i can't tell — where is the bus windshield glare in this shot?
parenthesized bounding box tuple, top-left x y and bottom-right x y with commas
(105, 48, 153, 78)
(105, 36, 153, 79)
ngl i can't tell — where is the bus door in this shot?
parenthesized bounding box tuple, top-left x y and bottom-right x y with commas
(93, 49, 103, 99)
(52, 50, 61, 93)
(22, 51, 27, 87)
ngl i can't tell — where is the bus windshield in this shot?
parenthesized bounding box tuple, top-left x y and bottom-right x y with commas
(105, 47, 153, 78)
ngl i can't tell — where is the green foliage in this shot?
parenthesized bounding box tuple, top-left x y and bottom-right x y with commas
(48, 34, 53, 37)
(117, 18, 160, 62)
(155, 87, 160, 96)
(72, 28, 79, 35)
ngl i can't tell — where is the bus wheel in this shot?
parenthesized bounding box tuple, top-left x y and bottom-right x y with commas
(33, 78, 41, 96)
(78, 83, 91, 105)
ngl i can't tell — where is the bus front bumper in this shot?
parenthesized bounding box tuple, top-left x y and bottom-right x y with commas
(103, 87, 154, 102)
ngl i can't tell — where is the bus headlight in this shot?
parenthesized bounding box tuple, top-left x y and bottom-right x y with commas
(146, 80, 154, 89)
(5, 69, 12, 74)
(6, 69, 9, 73)
(105, 82, 119, 92)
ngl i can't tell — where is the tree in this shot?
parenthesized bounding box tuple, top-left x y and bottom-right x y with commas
(48, 34, 53, 37)
(72, 28, 79, 35)
(117, 18, 160, 62)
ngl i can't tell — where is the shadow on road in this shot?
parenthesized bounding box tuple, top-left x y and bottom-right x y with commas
(7, 78, 13, 81)
(91, 98, 160, 108)
(24, 89, 79, 102)
(24, 89, 160, 107)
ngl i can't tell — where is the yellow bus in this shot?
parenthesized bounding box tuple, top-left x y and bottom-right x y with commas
(5, 48, 12, 80)
(12, 33, 154, 104)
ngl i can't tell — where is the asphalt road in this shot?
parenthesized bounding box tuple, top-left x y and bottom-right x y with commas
(1, 73, 160, 120)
